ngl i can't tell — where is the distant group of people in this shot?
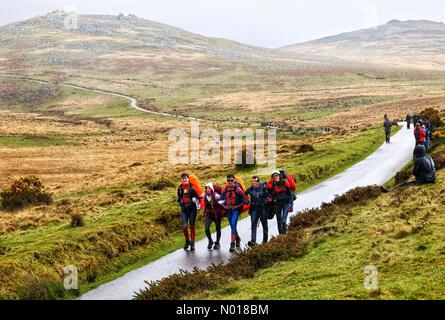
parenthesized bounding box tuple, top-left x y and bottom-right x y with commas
(383, 113, 435, 186)
(406, 114, 432, 152)
(177, 170, 296, 252)
(407, 114, 436, 185)
(382, 113, 436, 186)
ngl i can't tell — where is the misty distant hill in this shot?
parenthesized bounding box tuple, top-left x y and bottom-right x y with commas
(281, 20, 445, 70)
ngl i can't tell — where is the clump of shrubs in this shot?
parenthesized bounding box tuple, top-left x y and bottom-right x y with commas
(433, 152, 445, 170)
(142, 177, 175, 191)
(420, 108, 444, 128)
(0, 176, 53, 211)
(395, 170, 412, 184)
(70, 212, 85, 227)
(290, 186, 382, 230)
(17, 272, 66, 300)
(235, 147, 257, 169)
(297, 144, 315, 153)
(134, 230, 306, 300)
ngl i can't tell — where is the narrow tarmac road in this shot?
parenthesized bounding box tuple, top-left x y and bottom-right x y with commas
(81, 123, 414, 300)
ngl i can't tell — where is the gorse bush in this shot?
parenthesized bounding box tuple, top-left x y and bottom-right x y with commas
(235, 147, 257, 170)
(420, 108, 444, 128)
(17, 272, 66, 300)
(290, 186, 381, 230)
(1, 176, 53, 211)
(297, 144, 315, 153)
(70, 212, 85, 227)
(142, 176, 175, 191)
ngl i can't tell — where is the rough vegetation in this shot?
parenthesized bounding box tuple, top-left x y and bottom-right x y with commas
(1, 176, 52, 211)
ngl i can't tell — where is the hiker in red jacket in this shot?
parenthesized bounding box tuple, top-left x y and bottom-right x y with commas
(414, 123, 427, 147)
(177, 173, 201, 251)
(219, 174, 249, 252)
(266, 170, 296, 235)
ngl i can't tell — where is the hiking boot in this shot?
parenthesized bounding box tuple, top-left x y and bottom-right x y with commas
(207, 240, 214, 250)
(235, 236, 241, 248)
(229, 242, 236, 253)
(190, 242, 195, 251)
(183, 240, 191, 251)
(247, 241, 256, 247)
(213, 242, 221, 250)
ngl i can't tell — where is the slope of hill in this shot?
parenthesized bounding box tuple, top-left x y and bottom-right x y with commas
(0, 10, 299, 75)
(281, 20, 445, 70)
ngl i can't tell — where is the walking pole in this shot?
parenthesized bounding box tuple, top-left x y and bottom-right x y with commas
(381, 178, 415, 193)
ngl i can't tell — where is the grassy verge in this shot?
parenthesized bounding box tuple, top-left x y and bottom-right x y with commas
(0, 135, 70, 148)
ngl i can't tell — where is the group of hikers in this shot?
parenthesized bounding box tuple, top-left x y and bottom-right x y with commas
(384, 113, 436, 186)
(176, 112, 437, 253)
(177, 170, 296, 252)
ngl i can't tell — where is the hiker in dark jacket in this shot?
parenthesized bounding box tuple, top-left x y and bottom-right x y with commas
(383, 114, 392, 143)
(177, 173, 201, 251)
(203, 183, 223, 250)
(412, 145, 436, 184)
(245, 176, 268, 246)
(423, 118, 432, 138)
(406, 114, 412, 129)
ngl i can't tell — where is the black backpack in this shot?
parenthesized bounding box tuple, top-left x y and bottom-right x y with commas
(414, 128, 421, 140)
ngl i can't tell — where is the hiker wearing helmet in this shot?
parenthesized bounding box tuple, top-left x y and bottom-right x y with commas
(219, 174, 249, 252)
(203, 183, 223, 250)
(414, 123, 427, 147)
(245, 176, 268, 246)
(177, 173, 201, 251)
(383, 114, 392, 143)
(412, 145, 436, 184)
(266, 170, 296, 235)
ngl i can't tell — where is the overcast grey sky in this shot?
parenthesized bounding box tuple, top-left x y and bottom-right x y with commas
(0, 0, 444, 48)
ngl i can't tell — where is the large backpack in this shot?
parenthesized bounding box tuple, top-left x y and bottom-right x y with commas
(222, 184, 250, 214)
(189, 175, 204, 210)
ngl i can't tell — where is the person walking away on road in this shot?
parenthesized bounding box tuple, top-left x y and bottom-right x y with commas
(414, 123, 427, 147)
(266, 170, 296, 235)
(177, 173, 202, 251)
(245, 176, 268, 246)
(219, 174, 249, 252)
(203, 183, 224, 250)
(383, 114, 392, 143)
(406, 114, 412, 129)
